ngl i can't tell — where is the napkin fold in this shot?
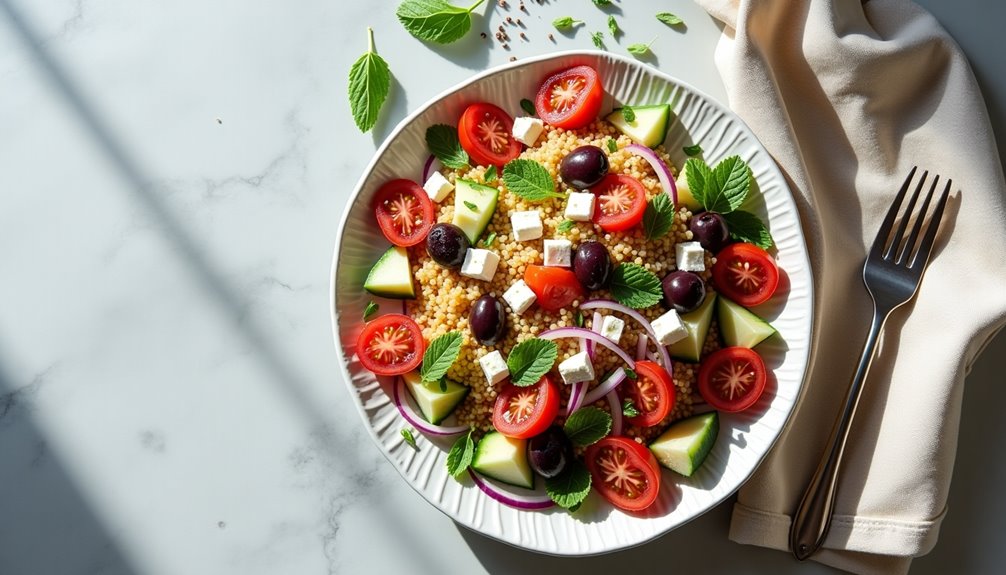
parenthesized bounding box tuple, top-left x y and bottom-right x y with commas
(692, 0, 1006, 573)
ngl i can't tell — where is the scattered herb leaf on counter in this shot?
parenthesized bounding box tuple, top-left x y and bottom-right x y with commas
(348, 27, 391, 133)
(397, 0, 486, 45)
(545, 460, 591, 510)
(643, 193, 674, 240)
(520, 98, 536, 116)
(627, 37, 657, 56)
(552, 16, 583, 30)
(446, 428, 475, 476)
(590, 31, 605, 50)
(656, 12, 685, 27)
(503, 159, 565, 201)
(683, 143, 703, 156)
(426, 124, 470, 169)
(420, 331, 463, 383)
(622, 399, 641, 417)
(610, 263, 663, 309)
(723, 210, 774, 249)
(506, 337, 558, 386)
(363, 300, 380, 322)
(563, 406, 612, 446)
(592, 0, 612, 6)
(557, 219, 576, 234)
(607, 15, 620, 37)
(401, 428, 419, 449)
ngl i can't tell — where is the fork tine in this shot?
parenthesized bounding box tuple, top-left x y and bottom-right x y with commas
(870, 166, 917, 261)
(910, 178, 951, 269)
(896, 174, 938, 265)
(884, 168, 928, 261)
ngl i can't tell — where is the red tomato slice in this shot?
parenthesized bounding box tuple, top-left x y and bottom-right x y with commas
(492, 376, 560, 439)
(356, 314, 425, 376)
(534, 65, 603, 129)
(458, 103, 522, 168)
(591, 174, 647, 232)
(621, 360, 675, 428)
(697, 346, 767, 412)
(711, 242, 780, 307)
(374, 179, 435, 247)
(523, 265, 585, 311)
(585, 436, 661, 512)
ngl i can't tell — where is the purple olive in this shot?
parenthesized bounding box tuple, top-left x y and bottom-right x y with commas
(469, 295, 506, 346)
(572, 241, 612, 291)
(559, 145, 609, 190)
(527, 426, 573, 478)
(689, 212, 730, 254)
(426, 223, 470, 268)
(662, 270, 706, 314)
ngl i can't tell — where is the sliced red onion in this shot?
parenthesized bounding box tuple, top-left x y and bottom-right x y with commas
(392, 377, 469, 436)
(563, 380, 587, 416)
(581, 368, 628, 407)
(635, 333, 649, 361)
(539, 327, 635, 368)
(606, 390, 623, 436)
(579, 300, 672, 371)
(421, 155, 442, 184)
(626, 143, 677, 204)
(587, 310, 603, 359)
(468, 470, 554, 510)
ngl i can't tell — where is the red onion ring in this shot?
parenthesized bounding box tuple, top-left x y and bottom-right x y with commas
(562, 380, 587, 416)
(626, 143, 677, 204)
(581, 368, 628, 407)
(607, 390, 623, 436)
(468, 469, 554, 510)
(421, 154, 442, 184)
(539, 327, 635, 368)
(636, 333, 649, 361)
(392, 377, 469, 436)
(579, 300, 672, 371)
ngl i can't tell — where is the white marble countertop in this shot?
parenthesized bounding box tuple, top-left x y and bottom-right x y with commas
(2, 0, 1003, 573)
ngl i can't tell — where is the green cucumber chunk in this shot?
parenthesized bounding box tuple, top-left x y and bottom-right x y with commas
(363, 245, 415, 299)
(717, 296, 777, 348)
(401, 370, 469, 425)
(649, 411, 719, 476)
(605, 104, 671, 148)
(667, 292, 718, 362)
(451, 179, 499, 244)
(674, 161, 703, 212)
(471, 431, 534, 489)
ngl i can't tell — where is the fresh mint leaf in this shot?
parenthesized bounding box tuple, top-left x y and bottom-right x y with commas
(426, 124, 469, 169)
(563, 406, 612, 446)
(363, 300, 379, 322)
(464, 200, 478, 211)
(545, 460, 591, 510)
(622, 399, 640, 417)
(502, 159, 564, 202)
(401, 428, 419, 449)
(610, 263, 663, 309)
(348, 27, 391, 133)
(480, 231, 497, 246)
(592, 0, 612, 6)
(574, 310, 584, 328)
(591, 31, 605, 50)
(556, 219, 576, 234)
(656, 12, 684, 26)
(484, 164, 497, 182)
(520, 98, 536, 116)
(683, 144, 703, 156)
(506, 338, 558, 386)
(627, 37, 657, 56)
(703, 155, 750, 213)
(446, 427, 475, 476)
(643, 193, 674, 241)
(625, 367, 638, 380)
(684, 157, 712, 207)
(421, 331, 463, 383)
(607, 15, 620, 37)
(606, 138, 617, 153)
(552, 16, 583, 30)
(622, 106, 636, 123)
(723, 210, 774, 249)
(396, 0, 486, 45)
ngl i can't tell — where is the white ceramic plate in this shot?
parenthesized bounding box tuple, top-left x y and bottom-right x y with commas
(330, 51, 813, 555)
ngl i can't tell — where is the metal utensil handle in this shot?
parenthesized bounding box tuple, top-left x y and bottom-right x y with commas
(790, 311, 887, 561)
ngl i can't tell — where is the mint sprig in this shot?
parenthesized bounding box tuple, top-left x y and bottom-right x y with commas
(705, 156, 750, 213)
(446, 427, 475, 476)
(563, 406, 612, 446)
(420, 331, 463, 383)
(656, 12, 684, 27)
(396, 0, 486, 45)
(686, 156, 775, 249)
(348, 27, 391, 133)
(545, 460, 591, 510)
(610, 263, 663, 309)
(426, 124, 469, 170)
(506, 338, 558, 386)
(502, 159, 564, 202)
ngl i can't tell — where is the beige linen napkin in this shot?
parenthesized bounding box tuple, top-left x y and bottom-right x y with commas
(691, 0, 1006, 573)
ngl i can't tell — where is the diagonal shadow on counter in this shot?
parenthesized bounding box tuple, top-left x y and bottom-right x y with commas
(0, 1, 440, 572)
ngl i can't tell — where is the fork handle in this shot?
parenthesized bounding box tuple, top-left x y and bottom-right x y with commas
(790, 311, 887, 561)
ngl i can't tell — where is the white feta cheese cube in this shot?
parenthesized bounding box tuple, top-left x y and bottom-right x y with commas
(600, 315, 625, 345)
(651, 309, 689, 346)
(558, 351, 595, 386)
(512, 116, 545, 147)
(564, 192, 595, 222)
(510, 210, 543, 241)
(676, 241, 706, 272)
(479, 350, 510, 386)
(543, 238, 572, 267)
(502, 279, 537, 314)
(460, 249, 500, 282)
(422, 171, 454, 203)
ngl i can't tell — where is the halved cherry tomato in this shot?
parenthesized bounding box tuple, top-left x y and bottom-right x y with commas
(585, 436, 661, 512)
(458, 103, 522, 168)
(356, 314, 425, 376)
(524, 265, 584, 311)
(711, 242, 780, 307)
(374, 179, 435, 247)
(620, 360, 675, 428)
(591, 174, 647, 232)
(534, 65, 603, 129)
(697, 346, 767, 412)
(492, 376, 560, 439)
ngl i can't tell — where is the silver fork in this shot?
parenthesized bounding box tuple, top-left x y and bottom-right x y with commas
(789, 167, 952, 561)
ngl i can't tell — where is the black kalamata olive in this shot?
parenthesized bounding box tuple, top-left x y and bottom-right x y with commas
(662, 270, 707, 314)
(559, 145, 609, 189)
(426, 223, 469, 268)
(572, 241, 612, 290)
(469, 295, 506, 346)
(689, 212, 730, 254)
(527, 426, 574, 479)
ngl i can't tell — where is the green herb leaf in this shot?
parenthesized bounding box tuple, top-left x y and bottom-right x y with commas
(439, 378, 447, 392)
(606, 138, 618, 153)
(484, 164, 497, 182)
(703, 155, 750, 214)
(502, 159, 564, 202)
(723, 210, 775, 249)
(363, 301, 379, 322)
(420, 331, 463, 383)
(683, 144, 703, 156)
(506, 338, 558, 387)
(552, 16, 583, 30)
(622, 106, 636, 122)
(656, 12, 684, 27)
(625, 367, 638, 379)
(396, 0, 486, 45)
(684, 157, 712, 207)
(627, 37, 657, 56)
(622, 399, 640, 417)
(610, 263, 663, 308)
(401, 428, 419, 449)
(446, 427, 475, 476)
(591, 31, 605, 50)
(592, 0, 612, 6)
(643, 193, 674, 241)
(348, 27, 391, 133)
(425, 124, 470, 169)
(546, 460, 591, 510)
(464, 200, 478, 212)
(556, 219, 576, 234)
(480, 231, 497, 246)
(607, 15, 620, 37)
(520, 98, 536, 116)
(574, 310, 584, 327)
(563, 406, 612, 446)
